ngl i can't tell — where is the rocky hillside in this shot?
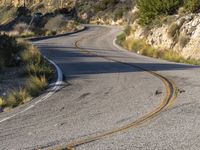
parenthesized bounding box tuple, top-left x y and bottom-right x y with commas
(0, 0, 135, 24)
(129, 13, 200, 59)
(123, 0, 200, 60)
(2, 0, 200, 60)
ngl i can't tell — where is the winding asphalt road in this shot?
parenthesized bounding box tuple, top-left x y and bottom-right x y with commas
(0, 25, 200, 150)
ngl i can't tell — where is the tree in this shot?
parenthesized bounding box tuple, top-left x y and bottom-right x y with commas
(184, 0, 200, 13)
(137, 0, 181, 25)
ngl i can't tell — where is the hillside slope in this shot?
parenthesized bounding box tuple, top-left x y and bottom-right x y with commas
(0, 0, 135, 24)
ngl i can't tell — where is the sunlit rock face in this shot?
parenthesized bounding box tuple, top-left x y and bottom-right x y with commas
(129, 11, 200, 60)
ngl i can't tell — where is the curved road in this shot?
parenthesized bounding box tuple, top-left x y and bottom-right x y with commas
(0, 26, 200, 150)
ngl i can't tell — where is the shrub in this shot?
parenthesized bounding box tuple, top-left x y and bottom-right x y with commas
(27, 76, 47, 96)
(14, 22, 29, 34)
(113, 7, 124, 21)
(94, 0, 118, 12)
(184, 0, 200, 13)
(45, 30, 57, 36)
(20, 43, 53, 78)
(116, 33, 126, 46)
(54, 7, 70, 15)
(123, 38, 160, 58)
(120, 37, 200, 65)
(25, 62, 53, 78)
(16, 6, 31, 17)
(6, 88, 31, 108)
(178, 34, 190, 48)
(44, 15, 65, 31)
(20, 45, 41, 63)
(124, 11, 139, 24)
(0, 34, 21, 67)
(0, 39, 53, 111)
(178, 7, 187, 15)
(167, 22, 180, 38)
(137, 0, 181, 25)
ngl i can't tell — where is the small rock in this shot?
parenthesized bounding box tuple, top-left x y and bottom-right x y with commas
(155, 90, 162, 95)
(178, 89, 186, 94)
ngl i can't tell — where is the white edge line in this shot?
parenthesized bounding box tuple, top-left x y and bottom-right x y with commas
(0, 56, 63, 123)
(112, 35, 131, 53)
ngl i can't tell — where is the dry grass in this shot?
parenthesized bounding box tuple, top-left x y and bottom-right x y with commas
(20, 45, 41, 63)
(27, 76, 47, 97)
(0, 6, 16, 24)
(25, 62, 53, 77)
(5, 88, 32, 108)
(121, 37, 200, 65)
(1, 40, 53, 110)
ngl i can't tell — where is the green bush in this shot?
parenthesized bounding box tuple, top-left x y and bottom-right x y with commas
(184, 0, 200, 13)
(16, 6, 31, 17)
(113, 7, 124, 21)
(0, 34, 21, 68)
(25, 62, 53, 78)
(137, 0, 181, 25)
(20, 45, 41, 63)
(94, 0, 119, 12)
(116, 33, 126, 46)
(20, 45, 53, 78)
(124, 25, 132, 36)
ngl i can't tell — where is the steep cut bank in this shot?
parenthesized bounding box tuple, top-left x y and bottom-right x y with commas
(120, 0, 200, 61)
(127, 13, 200, 60)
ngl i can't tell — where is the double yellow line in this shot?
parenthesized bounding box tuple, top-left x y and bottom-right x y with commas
(59, 28, 177, 150)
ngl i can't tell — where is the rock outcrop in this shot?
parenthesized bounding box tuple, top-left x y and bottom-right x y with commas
(130, 14, 200, 59)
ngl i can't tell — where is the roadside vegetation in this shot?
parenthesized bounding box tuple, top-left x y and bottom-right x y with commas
(0, 34, 53, 112)
(117, 31, 200, 65)
(115, 0, 200, 65)
(0, 5, 81, 38)
(137, 0, 200, 26)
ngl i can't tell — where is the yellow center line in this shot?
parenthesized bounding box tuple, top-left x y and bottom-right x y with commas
(53, 28, 177, 150)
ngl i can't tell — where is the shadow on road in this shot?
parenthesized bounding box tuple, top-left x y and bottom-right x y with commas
(37, 44, 200, 79)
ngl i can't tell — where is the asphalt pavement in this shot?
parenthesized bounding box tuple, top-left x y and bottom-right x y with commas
(0, 25, 200, 150)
